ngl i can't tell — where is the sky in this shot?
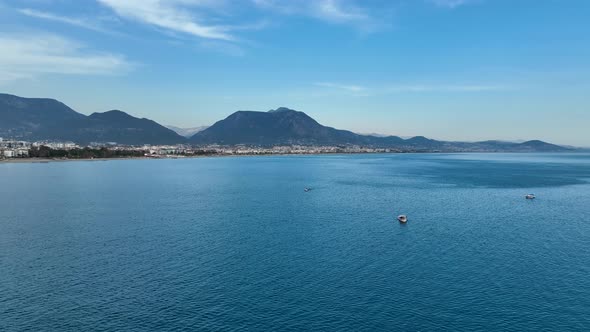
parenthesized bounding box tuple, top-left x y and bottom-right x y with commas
(0, 0, 589, 146)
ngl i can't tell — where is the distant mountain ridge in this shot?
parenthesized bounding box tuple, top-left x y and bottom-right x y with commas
(166, 125, 208, 138)
(0, 93, 185, 145)
(0, 94, 571, 151)
(190, 107, 569, 152)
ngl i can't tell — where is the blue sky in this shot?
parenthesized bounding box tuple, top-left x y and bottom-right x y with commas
(1, 0, 589, 145)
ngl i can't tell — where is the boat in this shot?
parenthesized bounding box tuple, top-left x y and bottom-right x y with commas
(525, 194, 536, 200)
(397, 215, 408, 223)
(304, 187, 312, 192)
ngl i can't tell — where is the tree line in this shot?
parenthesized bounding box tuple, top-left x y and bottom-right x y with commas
(27, 146, 219, 159)
(28, 146, 146, 159)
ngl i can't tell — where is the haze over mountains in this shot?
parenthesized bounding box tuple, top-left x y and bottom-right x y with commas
(166, 125, 208, 138)
(0, 93, 570, 152)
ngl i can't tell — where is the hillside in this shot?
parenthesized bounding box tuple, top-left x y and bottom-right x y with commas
(0, 94, 571, 151)
(191, 107, 378, 146)
(190, 107, 569, 152)
(0, 94, 185, 145)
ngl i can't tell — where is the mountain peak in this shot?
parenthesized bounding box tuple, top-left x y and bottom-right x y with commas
(521, 140, 545, 145)
(518, 140, 568, 151)
(90, 110, 134, 119)
(191, 107, 357, 145)
(406, 136, 434, 143)
(268, 107, 297, 113)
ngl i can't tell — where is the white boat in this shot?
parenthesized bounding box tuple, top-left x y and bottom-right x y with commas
(304, 187, 312, 192)
(398, 215, 408, 223)
(525, 194, 536, 200)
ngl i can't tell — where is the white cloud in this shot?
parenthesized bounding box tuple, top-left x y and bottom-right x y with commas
(314, 81, 509, 95)
(311, 0, 370, 23)
(97, 0, 236, 40)
(314, 82, 367, 92)
(252, 0, 377, 29)
(14, 0, 383, 51)
(429, 0, 477, 9)
(18, 8, 108, 32)
(0, 33, 133, 83)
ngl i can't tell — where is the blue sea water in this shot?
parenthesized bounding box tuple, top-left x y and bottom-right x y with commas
(1, 153, 590, 331)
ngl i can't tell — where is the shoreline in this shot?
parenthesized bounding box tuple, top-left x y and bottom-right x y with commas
(0, 153, 359, 164)
(0, 150, 584, 164)
(0, 157, 148, 164)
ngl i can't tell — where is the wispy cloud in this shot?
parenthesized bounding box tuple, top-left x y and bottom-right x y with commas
(429, 0, 478, 9)
(0, 32, 133, 83)
(18, 8, 109, 33)
(314, 81, 510, 95)
(386, 84, 508, 92)
(252, 0, 381, 31)
(315, 0, 369, 22)
(314, 82, 367, 92)
(14, 0, 385, 56)
(97, 0, 238, 41)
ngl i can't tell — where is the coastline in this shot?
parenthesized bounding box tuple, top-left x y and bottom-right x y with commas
(0, 156, 163, 164)
(0, 150, 583, 165)
(1, 152, 408, 164)
(0, 154, 351, 164)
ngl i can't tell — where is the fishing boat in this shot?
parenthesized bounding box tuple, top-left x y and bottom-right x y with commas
(525, 194, 536, 200)
(304, 187, 312, 192)
(398, 215, 408, 223)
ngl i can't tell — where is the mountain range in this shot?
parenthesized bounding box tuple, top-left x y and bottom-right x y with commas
(190, 107, 569, 152)
(0, 93, 183, 145)
(0, 93, 571, 152)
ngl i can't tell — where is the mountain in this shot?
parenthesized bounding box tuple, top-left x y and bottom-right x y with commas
(190, 107, 374, 146)
(166, 125, 208, 137)
(189, 107, 443, 148)
(457, 140, 569, 152)
(0, 94, 571, 151)
(513, 140, 568, 152)
(0, 93, 185, 145)
(0, 93, 85, 139)
(191, 107, 570, 152)
(50, 110, 185, 145)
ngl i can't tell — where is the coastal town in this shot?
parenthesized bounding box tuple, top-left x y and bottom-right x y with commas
(0, 137, 401, 161)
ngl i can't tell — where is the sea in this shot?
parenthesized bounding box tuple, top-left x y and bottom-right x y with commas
(1, 153, 590, 331)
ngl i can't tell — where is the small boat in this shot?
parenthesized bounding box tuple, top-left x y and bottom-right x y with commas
(304, 187, 312, 192)
(397, 215, 408, 223)
(525, 194, 536, 200)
